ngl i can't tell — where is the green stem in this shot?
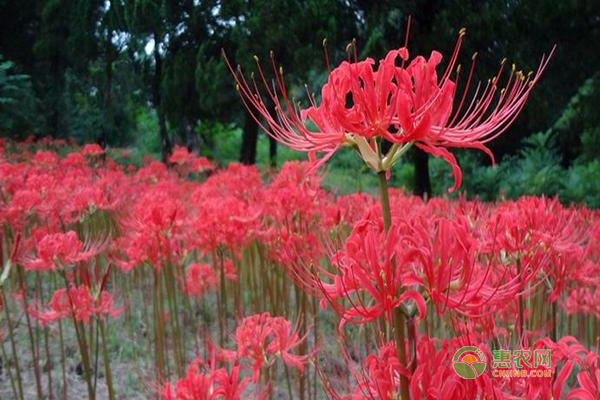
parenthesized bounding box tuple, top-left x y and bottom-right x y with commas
(153, 268, 167, 382)
(17, 267, 44, 400)
(1, 286, 24, 400)
(516, 257, 526, 342)
(378, 171, 410, 400)
(218, 249, 227, 347)
(61, 273, 95, 400)
(164, 261, 184, 376)
(43, 325, 53, 399)
(58, 318, 68, 400)
(93, 318, 100, 394)
(98, 318, 115, 400)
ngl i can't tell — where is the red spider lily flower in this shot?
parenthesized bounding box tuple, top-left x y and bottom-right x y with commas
(25, 230, 98, 271)
(230, 312, 310, 382)
(347, 341, 406, 400)
(27, 285, 122, 325)
(187, 164, 263, 255)
(566, 352, 600, 400)
(323, 192, 375, 227)
(183, 263, 218, 297)
(168, 145, 215, 175)
(226, 29, 553, 190)
(562, 261, 600, 319)
(489, 336, 596, 400)
(81, 143, 105, 157)
(191, 194, 261, 255)
(33, 150, 60, 166)
(287, 216, 426, 330)
(403, 215, 546, 318)
(168, 145, 194, 164)
(161, 357, 255, 400)
(114, 182, 189, 271)
(264, 161, 326, 224)
(408, 336, 507, 400)
(491, 197, 590, 304)
(333, 336, 505, 400)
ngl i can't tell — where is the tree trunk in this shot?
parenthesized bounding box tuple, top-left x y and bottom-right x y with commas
(240, 117, 258, 164)
(50, 53, 61, 138)
(413, 147, 431, 198)
(101, 44, 113, 148)
(410, 1, 441, 198)
(158, 108, 170, 162)
(268, 135, 277, 167)
(153, 33, 171, 163)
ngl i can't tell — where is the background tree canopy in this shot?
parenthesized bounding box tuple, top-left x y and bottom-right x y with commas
(0, 0, 599, 204)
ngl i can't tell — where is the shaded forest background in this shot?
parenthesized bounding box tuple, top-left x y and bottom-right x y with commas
(1, 0, 599, 204)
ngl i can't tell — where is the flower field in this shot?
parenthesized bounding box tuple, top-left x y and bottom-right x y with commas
(0, 137, 599, 399)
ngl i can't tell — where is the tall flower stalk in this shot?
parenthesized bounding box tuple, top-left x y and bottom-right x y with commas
(377, 169, 410, 400)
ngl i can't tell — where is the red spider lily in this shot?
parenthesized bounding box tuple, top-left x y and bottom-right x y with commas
(228, 312, 310, 382)
(263, 161, 326, 225)
(226, 29, 553, 190)
(403, 215, 547, 318)
(195, 163, 263, 202)
(261, 161, 331, 269)
(492, 336, 595, 400)
(289, 210, 531, 329)
(323, 192, 375, 227)
(182, 263, 218, 297)
(332, 336, 504, 400)
(161, 357, 256, 400)
(27, 285, 122, 325)
(168, 145, 215, 176)
(114, 182, 189, 271)
(168, 145, 195, 164)
(25, 230, 99, 271)
(491, 197, 590, 302)
(566, 352, 600, 400)
(409, 336, 507, 400)
(190, 194, 261, 255)
(33, 150, 60, 165)
(346, 341, 405, 400)
(266, 227, 325, 270)
(1, 147, 122, 232)
(189, 164, 263, 255)
(81, 143, 105, 157)
(286, 215, 425, 329)
(562, 261, 600, 319)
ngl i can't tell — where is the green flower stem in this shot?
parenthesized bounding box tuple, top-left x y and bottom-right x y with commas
(378, 171, 411, 400)
(98, 318, 115, 400)
(1, 286, 24, 400)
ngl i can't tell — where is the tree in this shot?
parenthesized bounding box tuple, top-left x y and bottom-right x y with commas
(0, 55, 40, 133)
(220, 0, 358, 165)
(33, 0, 101, 137)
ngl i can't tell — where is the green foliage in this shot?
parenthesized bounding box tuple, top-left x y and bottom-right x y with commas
(0, 55, 40, 133)
(562, 161, 600, 209)
(132, 107, 161, 156)
(421, 130, 600, 208)
(553, 72, 600, 164)
(504, 131, 565, 198)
